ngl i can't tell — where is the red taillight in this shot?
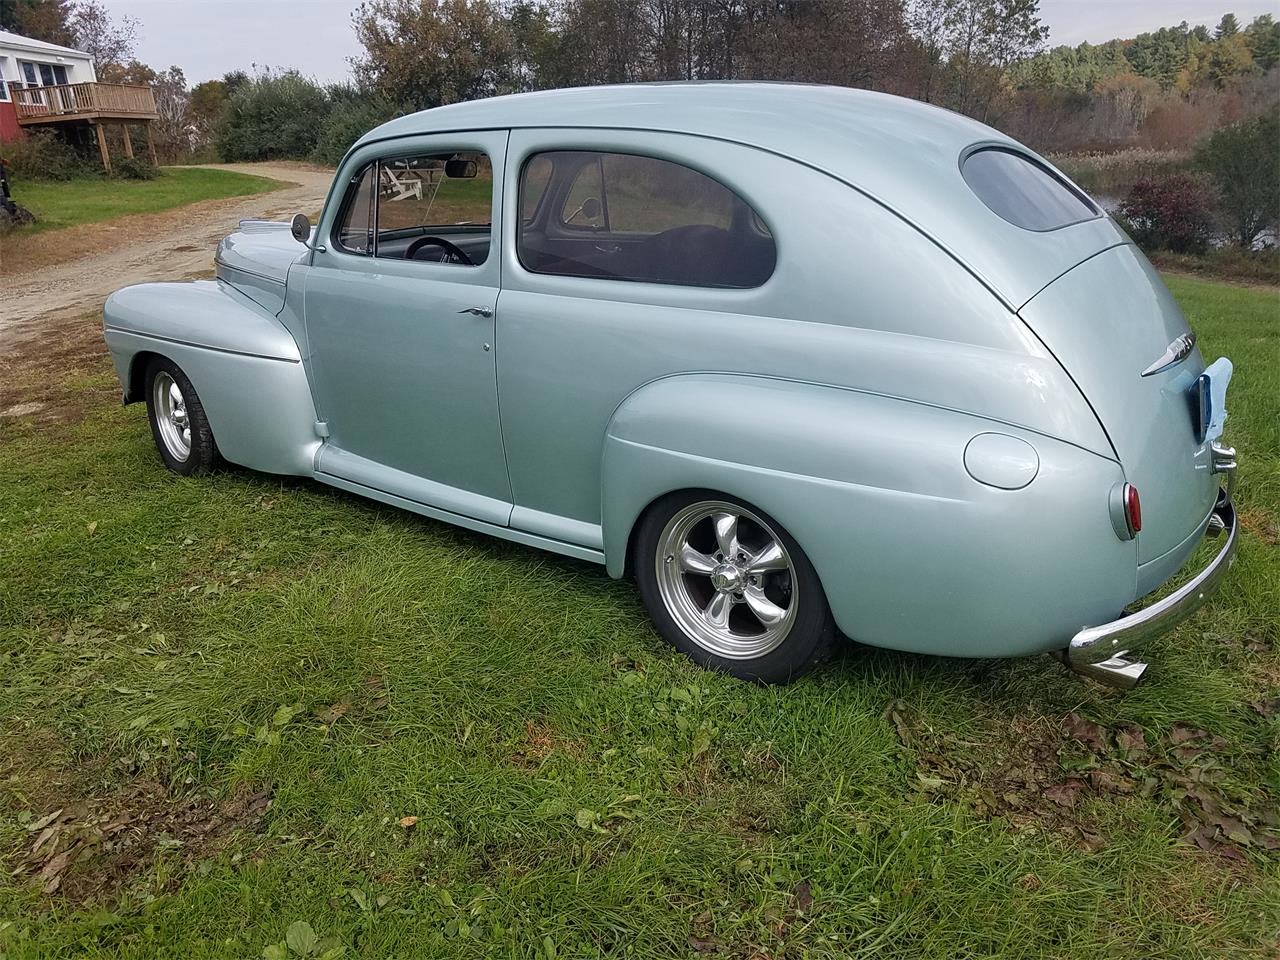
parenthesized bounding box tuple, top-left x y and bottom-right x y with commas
(1124, 483, 1142, 536)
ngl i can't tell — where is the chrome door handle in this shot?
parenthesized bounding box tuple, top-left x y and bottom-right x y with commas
(458, 306, 493, 318)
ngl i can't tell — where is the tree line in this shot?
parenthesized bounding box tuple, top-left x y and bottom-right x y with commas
(2, 1, 1277, 172)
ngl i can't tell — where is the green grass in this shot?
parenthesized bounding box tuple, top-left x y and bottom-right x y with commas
(11, 168, 280, 233)
(0, 278, 1277, 958)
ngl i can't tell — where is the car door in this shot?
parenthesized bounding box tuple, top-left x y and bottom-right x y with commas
(495, 131, 787, 548)
(303, 131, 512, 526)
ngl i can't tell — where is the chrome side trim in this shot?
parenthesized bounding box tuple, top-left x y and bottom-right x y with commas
(1140, 332, 1197, 377)
(1069, 491, 1237, 666)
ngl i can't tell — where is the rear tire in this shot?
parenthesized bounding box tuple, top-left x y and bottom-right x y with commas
(144, 357, 221, 476)
(634, 491, 836, 684)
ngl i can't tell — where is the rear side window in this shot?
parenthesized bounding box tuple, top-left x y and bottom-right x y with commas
(518, 150, 776, 289)
(962, 148, 1097, 232)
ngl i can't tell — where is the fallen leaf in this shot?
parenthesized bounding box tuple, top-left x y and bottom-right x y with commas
(397, 816, 418, 828)
(86, 521, 98, 535)
(1169, 724, 1210, 745)
(315, 701, 349, 724)
(25, 809, 64, 833)
(1075, 827, 1106, 852)
(39, 848, 77, 893)
(1063, 712, 1107, 751)
(794, 880, 814, 914)
(882, 699, 913, 745)
(1187, 825, 1248, 863)
(1044, 780, 1085, 808)
(1089, 770, 1134, 794)
(1115, 724, 1146, 756)
(1248, 698, 1279, 718)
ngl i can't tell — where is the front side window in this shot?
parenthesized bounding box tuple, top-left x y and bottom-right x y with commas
(333, 150, 492, 266)
(335, 163, 375, 254)
(518, 150, 775, 288)
(962, 147, 1098, 232)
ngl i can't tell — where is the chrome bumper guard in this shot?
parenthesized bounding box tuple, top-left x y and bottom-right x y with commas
(1065, 476, 1238, 689)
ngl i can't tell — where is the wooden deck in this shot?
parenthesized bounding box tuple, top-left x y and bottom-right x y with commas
(9, 81, 158, 170)
(13, 81, 158, 125)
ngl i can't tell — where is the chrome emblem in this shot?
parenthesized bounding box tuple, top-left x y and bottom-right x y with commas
(1140, 332, 1196, 377)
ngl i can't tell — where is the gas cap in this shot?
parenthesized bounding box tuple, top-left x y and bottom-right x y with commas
(964, 433, 1040, 490)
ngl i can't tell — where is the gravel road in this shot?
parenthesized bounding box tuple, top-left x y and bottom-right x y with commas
(0, 162, 333, 354)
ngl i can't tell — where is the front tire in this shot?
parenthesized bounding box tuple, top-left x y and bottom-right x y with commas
(144, 357, 221, 475)
(634, 491, 836, 684)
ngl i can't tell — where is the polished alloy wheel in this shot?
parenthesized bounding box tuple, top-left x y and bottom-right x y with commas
(152, 371, 192, 462)
(654, 500, 797, 659)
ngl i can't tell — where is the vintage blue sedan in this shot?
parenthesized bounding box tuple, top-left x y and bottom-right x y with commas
(103, 83, 1239, 687)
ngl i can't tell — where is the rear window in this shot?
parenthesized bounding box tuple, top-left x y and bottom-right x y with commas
(962, 148, 1097, 232)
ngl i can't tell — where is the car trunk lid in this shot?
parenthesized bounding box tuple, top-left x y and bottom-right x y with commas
(1019, 244, 1220, 563)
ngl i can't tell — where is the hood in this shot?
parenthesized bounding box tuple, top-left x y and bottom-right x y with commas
(215, 221, 308, 315)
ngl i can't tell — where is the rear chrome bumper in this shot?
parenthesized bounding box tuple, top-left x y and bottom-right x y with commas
(1067, 485, 1238, 683)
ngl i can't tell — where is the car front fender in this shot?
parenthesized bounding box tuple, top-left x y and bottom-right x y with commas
(104, 280, 320, 476)
(602, 373, 1136, 658)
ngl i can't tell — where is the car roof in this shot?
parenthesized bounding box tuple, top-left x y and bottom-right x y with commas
(358, 83, 1123, 309)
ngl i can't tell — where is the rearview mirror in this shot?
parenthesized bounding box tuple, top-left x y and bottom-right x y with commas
(290, 213, 312, 244)
(445, 159, 478, 179)
(580, 196, 602, 221)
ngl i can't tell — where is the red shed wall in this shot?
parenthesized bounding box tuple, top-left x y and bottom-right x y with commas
(0, 101, 24, 143)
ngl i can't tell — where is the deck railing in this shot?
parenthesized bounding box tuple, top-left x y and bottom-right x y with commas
(12, 81, 157, 121)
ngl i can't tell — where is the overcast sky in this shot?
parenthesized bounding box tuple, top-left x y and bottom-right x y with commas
(108, 0, 1280, 85)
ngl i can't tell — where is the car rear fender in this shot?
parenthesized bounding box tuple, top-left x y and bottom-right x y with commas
(602, 373, 1136, 658)
(104, 280, 320, 476)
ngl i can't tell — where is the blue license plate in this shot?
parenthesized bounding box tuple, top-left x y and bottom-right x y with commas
(1194, 358, 1233, 443)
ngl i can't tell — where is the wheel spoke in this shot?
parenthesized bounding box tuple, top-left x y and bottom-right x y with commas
(746, 541, 787, 574)
(743, 583, 787, 627)
(169, 382, 183, 408)
(679, 543, 717, 576)
(712, 512, 740, 558)
(704, 591, 734, 628)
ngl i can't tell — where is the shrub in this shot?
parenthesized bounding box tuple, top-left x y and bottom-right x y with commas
(312, 92, 403, 167)
(0, 130, 97, 181)
(216, 70, 332, 163)
(1118, 174, 1217, 254)
(1145, 246, 1280, 285)
(1194, 111, 1280, 248)
(1048, 148, 1185, 196)
(112, 156, 160, 180)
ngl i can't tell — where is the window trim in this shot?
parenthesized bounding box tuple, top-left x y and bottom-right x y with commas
(330, 161, 377, 256)
(329, 151, 494, 266)
(515, 148, 777, 290)
(557, 152, 610, 233)
(959, 143, 1101, 234)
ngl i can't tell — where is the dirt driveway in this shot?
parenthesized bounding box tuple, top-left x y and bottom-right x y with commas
(0, 162, 333, 355)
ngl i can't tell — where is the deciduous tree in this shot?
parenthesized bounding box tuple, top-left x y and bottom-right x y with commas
(351, 0, 516, 109)
(68, 0, 138, 73)
(1195, 111, 1280, 247)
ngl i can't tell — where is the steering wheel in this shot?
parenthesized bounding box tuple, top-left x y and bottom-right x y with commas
(405, 236, 474, 265)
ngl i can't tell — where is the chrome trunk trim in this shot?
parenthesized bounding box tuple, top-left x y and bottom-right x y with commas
(1068, 489, 1238, 668)
(1140, 332, 1197, 377)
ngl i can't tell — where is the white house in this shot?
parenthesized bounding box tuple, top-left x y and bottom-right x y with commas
(0, 28, 156, 168)
(0, 29, 98, 144)
(0, 28, 98, 95)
